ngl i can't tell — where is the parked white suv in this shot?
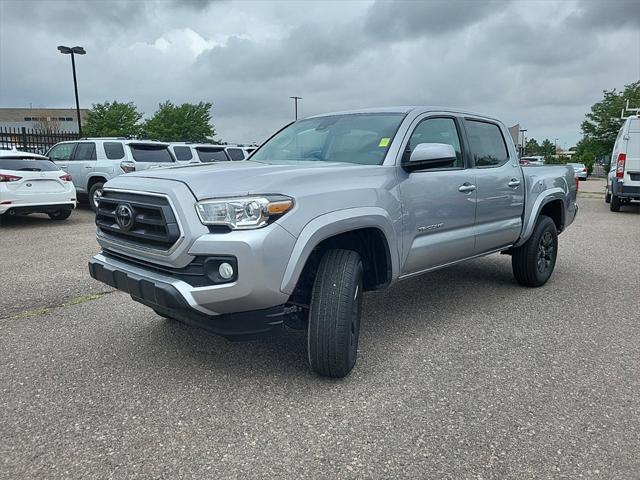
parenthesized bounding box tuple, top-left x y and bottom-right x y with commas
(47, 139, 176, 210)
(606, 116, 640, 211)
(169, 143, 250, 163)
(0, 149, 76, 222)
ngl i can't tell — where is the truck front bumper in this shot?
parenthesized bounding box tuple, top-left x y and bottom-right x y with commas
(89, 253, 288, 338)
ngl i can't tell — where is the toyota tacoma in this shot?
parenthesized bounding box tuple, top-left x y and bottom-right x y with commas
(89, 107, 578, 377)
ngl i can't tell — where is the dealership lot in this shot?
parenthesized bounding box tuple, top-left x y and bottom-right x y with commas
(1, 188, 639, 479)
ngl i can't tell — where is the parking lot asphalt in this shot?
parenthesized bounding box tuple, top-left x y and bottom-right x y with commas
(1, 189, 639, 479)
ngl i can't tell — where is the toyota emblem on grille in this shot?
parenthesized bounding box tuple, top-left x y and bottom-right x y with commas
(115, 204, 134, 231)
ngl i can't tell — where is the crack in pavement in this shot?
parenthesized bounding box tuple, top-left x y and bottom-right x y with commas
(1, 290, 116, 320)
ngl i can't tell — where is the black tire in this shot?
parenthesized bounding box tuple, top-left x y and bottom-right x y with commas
(88, 182, 105, 212)
(512, 215, 558, 288)
(48, 209, 72, 221)
(605, 188, 611, 204)
(610, 194, 621, 212)
(307, 249, 363, 378)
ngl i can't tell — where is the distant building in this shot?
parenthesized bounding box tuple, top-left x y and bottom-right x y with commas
(0, 108, 89, 132)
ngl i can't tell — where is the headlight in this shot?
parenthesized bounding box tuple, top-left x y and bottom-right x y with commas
(195, 195, 293, 229)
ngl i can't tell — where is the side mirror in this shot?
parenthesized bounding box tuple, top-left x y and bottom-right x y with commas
(404, 143, 457, 170)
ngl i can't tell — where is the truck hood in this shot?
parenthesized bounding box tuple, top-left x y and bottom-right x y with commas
(123, 160, 374, 200)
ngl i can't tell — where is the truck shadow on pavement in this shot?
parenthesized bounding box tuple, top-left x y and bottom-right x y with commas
(136, 256, 520, 380)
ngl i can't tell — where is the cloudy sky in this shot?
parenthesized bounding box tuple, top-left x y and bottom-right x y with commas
(0, 0, 638, 147)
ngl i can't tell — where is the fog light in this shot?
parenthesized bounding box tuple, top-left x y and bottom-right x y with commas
(218, 262, 234, 280)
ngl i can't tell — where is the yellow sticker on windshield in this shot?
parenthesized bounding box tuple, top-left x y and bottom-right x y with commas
(379, 137, 390, 147)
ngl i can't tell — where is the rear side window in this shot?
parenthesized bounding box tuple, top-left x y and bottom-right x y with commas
(197, 147, 229, 162)
(47, 143, 75, 161)
(226, 148, 245, 161)
(173, 146, 193, 161)
(104, 142, 125, 160)
(73, 142, 97, 160)
(465, 120, 509, 167)
(129, 144, 174, 163)
(0, 158, 60, 171)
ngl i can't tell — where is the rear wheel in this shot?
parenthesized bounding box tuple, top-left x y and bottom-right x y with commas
(88, 182, 104, 212)
(610, 194, 621, 212)
(512, 215, 558, 287)
(48, 209, 72, 221)
(605, 186, 611, 203)
(307, 249, 363, 378)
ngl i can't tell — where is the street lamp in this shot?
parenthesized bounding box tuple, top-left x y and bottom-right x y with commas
(520, 129, 527, 157)
(289, 96, 302, 120)
(57, 45, 86, 137)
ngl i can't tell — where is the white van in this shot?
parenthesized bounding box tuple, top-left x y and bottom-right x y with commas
(606, 116, 640, 211)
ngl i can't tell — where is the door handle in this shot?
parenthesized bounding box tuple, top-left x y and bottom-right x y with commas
(84, 166, 92, 169)
(458, 183, 476, 193)
(58, 165, 68, 168)
(508, 178, 521, 188)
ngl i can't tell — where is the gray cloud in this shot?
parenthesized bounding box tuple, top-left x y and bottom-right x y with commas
(364, 0, 501, 40)
(0, 0, 638, 147)
(571, 0, 640, 29)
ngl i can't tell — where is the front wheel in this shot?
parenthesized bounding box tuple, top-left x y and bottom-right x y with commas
(307, 249, 363, 378)
(88, 182, 104, 212)
(511, 215, 558, 287)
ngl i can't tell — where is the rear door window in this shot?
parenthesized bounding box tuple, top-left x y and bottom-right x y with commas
(196, 147, 229, 162)
(129, 144, 175, 163)
(226, 148, 245, 161)
(173, 146, 193, 161)
(0, 158, 59, 171)
(465, 120, 509, 167)
(104, 142, 125, 160)
(73, 142, 97, 160)
(47, 143, 75, 161)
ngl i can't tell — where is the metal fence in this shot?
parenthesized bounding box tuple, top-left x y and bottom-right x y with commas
(0, 126, 80, 155)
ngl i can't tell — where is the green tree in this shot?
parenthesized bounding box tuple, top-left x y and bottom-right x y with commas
(580, 80, 640, 158)
(540, 139, 555, 161)
(84, 101, 143, 137)
(142, 101, 214, 142)
(525, 138, 540, 155)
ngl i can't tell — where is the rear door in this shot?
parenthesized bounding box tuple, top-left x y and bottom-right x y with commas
(624, 118, 640, 187)
(128, 143, 176, 170)
(70, 142, 97, 193)
(464, 118, 524, 253)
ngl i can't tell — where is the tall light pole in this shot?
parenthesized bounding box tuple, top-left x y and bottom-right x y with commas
(554, 137, 559, 154)
(58, 45, 86, 137)
(289, 96, 302, 120)
(520, 129, 527, 157)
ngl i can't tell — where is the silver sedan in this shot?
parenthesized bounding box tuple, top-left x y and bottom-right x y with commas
(568, 162, 588, 180)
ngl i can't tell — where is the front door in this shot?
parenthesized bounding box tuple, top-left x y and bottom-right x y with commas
(69, 142, 97, 194)
(48, 142, 77, 184)
(398, 116, 477, 276)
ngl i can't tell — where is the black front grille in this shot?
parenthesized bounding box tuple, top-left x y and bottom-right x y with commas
(96, 190, 180, 250)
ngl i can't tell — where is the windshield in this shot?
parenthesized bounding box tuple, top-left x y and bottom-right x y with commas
(251, 113, 405, 165)
(0, 158, 59, 171)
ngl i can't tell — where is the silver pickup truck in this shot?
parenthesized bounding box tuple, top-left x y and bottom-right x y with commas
(89, 107, 578, 377)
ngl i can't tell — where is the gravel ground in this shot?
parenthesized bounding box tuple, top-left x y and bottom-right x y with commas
(1, 195, 639, 479)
